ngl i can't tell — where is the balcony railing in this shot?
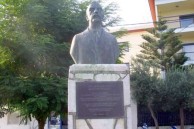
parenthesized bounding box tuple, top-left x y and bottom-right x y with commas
(138, 106, 194, 126)
(162, 14, 194, 30)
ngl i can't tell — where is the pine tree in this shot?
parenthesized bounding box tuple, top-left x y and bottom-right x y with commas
(137, 18, 188, 71)
(133, 18, 188, 128)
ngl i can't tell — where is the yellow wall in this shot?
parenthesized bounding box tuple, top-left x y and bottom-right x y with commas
(116, 30, 194, 63)
(160, 8, 194, 17)
(180, 32, 194, 43)
(159, 6, 194, 28)
(164, 16, 180, 29)
(117, 30, 151, 63)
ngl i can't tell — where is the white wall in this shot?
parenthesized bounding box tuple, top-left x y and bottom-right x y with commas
(117, 30, 151, 64)
(155, 0, 186, 5)
(0, 113, 48, 129)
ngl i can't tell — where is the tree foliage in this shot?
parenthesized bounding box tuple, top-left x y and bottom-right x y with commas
(137, 19, 188, 70)
(10, 76, 67, 129)
(0, 0, 121, 75)
(131, 18, 191, 129)
(131, 58, 194, 128)
(0, 0, 121, 128)
(159, 67, 194, 129)
(112, 29, 129, 63)
(131, 58, 162, 129)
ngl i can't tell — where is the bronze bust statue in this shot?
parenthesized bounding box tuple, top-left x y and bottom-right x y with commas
(70, 1, 119, 64)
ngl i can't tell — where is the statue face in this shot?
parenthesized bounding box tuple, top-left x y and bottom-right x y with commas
(86, 2, 104, 24)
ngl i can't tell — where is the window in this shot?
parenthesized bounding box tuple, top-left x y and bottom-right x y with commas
(182, 44, 194, 62)
(180, 14, 194, 28)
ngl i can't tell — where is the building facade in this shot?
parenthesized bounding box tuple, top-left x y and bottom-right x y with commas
(155, 0, 194, 65)
(119, 0, 194, 129)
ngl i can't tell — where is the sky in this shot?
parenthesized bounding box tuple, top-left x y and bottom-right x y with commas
(114, 0, 152, 24)
(103, 0, 153, 30)
(78, 0, 154, 30)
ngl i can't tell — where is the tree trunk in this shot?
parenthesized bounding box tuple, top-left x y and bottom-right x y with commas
(179, 107, 185, 129)
(37, 118, 46, 129)
(147, 102, 159, 129)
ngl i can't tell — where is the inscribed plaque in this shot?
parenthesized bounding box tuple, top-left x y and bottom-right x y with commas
(76, 81, 124, 119)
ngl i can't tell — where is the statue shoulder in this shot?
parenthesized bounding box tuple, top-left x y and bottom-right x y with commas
(105, 32, 117, 43)
(74, 29, 89, 39)
(103, 30, 117, 40)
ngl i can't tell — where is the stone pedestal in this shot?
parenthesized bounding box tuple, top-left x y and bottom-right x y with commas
(68, 64, 132, 129)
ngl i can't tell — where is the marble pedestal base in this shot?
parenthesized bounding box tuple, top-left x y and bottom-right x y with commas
(68, 64, 132, 129)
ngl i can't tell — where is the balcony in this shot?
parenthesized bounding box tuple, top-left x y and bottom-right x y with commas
(155, 0, 186, 5)
(173, 14, 194, 33)
(156, 0, 194, 33)
(160, 15, 194, 35)
(156, 0, 194, 15)
(163, 14, 194, 33)
(155, 0, 194, 65)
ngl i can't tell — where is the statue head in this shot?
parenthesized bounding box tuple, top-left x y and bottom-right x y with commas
(86, 1, 104, 25)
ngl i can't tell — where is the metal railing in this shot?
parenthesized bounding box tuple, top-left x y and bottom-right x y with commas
(161, 14, 194, 29)
(138, 109, 194, 126)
